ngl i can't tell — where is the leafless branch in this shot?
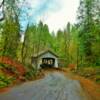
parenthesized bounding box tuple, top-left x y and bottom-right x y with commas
(0, 0, 4, 8)
(0, 0, 4, 21)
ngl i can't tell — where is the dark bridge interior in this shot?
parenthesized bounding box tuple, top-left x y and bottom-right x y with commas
(40, 58, 55, 68)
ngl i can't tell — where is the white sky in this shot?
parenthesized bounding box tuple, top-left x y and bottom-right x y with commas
(24, 0, 80, 32)
(46, 0, 79, 32)
(37, 0, 80, 32)
(0, 0, 80, 32)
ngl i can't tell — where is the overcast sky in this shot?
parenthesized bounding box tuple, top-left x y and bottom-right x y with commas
(0, 0, 80, 32)
(23, 0, 80, 32)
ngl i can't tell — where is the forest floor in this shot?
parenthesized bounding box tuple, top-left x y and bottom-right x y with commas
(0, 68, 100, 100)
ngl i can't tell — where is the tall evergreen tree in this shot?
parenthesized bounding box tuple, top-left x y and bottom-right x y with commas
(1, 0, 20, 59)
(77, 0, 96, 65)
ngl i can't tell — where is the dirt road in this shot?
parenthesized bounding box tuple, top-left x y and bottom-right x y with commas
(0, 72, 88, 100)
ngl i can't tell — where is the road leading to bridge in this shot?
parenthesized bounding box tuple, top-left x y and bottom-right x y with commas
(0, 72, 88, 100)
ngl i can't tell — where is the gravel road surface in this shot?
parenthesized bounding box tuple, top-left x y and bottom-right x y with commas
(0, 72, 88, 100)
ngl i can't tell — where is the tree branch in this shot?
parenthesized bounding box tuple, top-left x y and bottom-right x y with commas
(0, 0, 4, 8)
(0, 0, 4, 21)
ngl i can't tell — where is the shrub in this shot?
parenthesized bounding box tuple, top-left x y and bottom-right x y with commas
(0, 72, 15, 88)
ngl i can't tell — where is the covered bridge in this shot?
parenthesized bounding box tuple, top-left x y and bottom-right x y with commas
(32, 50, 59, 69)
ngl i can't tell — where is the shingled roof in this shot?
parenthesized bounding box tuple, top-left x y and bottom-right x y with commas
(32, 49, 58, 58)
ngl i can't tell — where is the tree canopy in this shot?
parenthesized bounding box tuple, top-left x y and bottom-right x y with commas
(0, 0, 100, 68)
